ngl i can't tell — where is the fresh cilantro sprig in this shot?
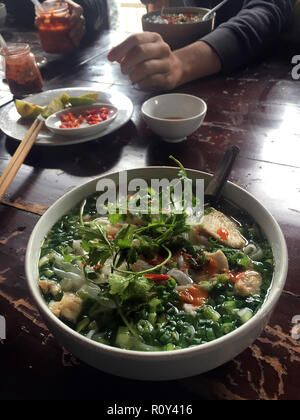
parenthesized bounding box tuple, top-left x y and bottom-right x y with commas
(77, 156, 194, 275)
(112, 245, 172, 276)
(169, 155, 188, 180)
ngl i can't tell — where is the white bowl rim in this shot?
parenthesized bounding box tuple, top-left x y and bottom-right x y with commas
(141, 94, 207, 122)
(45, 102, 118, 133)
(25, 166, 288, 361)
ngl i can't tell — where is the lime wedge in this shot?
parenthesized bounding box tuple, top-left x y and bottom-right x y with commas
(42, 97, 64, 118)
(59, 93, 71, 107)
(15, 100, 44, 119)
(80, 93, 99, 101)
(69, 97, 96, 107)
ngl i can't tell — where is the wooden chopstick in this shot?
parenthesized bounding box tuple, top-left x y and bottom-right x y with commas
(1, 119, 39, 180)
(0, 118, 44, 201)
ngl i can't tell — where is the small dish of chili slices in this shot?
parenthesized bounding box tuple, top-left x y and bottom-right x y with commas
(45, 103, 118, 137)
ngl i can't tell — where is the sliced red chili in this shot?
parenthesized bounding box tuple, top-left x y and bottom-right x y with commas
(144, 274, 171, 281)
(203, 258, 219, 276)
(178, 285, 208, 307)
(59, 107, 110, 129)
(229, 272, 244, 283)
(217, 227, 229, 240)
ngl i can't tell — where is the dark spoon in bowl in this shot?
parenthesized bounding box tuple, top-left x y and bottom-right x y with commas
(205, 145, 240, 205)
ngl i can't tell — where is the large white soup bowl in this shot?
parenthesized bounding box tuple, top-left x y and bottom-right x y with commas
(25, 167, 288, 381)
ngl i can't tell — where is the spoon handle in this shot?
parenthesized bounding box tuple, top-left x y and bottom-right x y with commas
(203, 0, 229, 21)
(205, 145, 240, 202)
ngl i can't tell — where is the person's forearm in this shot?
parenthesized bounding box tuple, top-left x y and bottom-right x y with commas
(173, 41, 222, 86)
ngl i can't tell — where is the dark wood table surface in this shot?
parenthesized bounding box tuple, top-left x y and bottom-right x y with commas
(0, 28, 299, 401)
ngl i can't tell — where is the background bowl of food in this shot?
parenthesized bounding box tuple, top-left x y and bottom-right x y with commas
(142, 7, 215, 50)
(25, 166, 288, 381)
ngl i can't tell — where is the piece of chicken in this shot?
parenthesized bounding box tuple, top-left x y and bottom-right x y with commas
(191, 250, 229, 283)
(200, 208, 246, 249)
(188, 228, 211, 247)
(204, 250, 229, 272)
(234, 270, 262, 297)
(51, 292, 82, 324)
(38, 280, 61, 297)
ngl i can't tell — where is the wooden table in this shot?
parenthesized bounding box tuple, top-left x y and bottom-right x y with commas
(0, 29, 299, 401)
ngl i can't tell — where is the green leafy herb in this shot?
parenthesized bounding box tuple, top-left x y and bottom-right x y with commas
(169, 155, 187, 180)
(109, 274, 153, 302)
(114, 225, 134, 249)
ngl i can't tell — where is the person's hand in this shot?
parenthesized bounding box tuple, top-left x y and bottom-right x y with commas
(108, 32, 222, 90)
(65, 0, 86, 47)
(42, 0, 86, 47)
(107, 32, 183, 90)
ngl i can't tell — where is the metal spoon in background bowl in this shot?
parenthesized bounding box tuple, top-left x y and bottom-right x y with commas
(160, 0, 169, 17)
(205, 145, 240, 205)
(202, 0, 230, 21)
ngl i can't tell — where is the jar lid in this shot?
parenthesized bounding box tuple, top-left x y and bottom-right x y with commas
(37, 1, 68, 14)
(0, 43, 30, 57)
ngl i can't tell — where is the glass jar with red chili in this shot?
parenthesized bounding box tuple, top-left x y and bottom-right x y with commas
(0, 43, 44, 96)
(35, 1, 73, 54)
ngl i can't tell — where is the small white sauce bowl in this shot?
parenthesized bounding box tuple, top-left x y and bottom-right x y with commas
(45, 103, 118, 137)
(141, 93, 207, 143)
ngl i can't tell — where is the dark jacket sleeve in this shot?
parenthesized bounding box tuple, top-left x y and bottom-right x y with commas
(78, 0, 109, 41)
(201, 0, 295, 72)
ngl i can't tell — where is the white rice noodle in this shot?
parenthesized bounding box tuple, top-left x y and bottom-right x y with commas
(183, 304, 198, 317)
(86, 330, 96, 340)
(72, 240, 87, 256)
(167, 269, 193, 285)
(55, 260, 82, 275)
(243, 243, 264, 261)
(53, 268, 85, 292)
(177, 254, 185, 269)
